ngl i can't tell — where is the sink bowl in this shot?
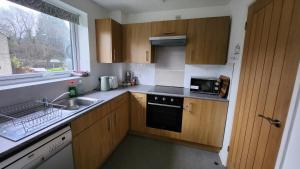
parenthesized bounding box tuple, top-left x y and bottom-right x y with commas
(56, 97, 99, 110)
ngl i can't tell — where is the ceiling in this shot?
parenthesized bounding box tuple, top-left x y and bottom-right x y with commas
(93, 0, 231, 14)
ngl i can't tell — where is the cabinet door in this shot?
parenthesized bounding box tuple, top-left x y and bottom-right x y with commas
(95, 18, 122, 63)
(123, 23, 153, 63)
(151, 20, 187, 36)
(181, 98, 228, 148)
(71, 104, 110, 137)
(73, 114, 112, 169)
(112, 99, 129, 148)
(111, 19, 122, 62)
(186, 17, 230, 65)
(130, 93, 147, 132)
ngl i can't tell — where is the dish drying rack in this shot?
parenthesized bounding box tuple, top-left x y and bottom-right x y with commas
(0, 100, 63, 133)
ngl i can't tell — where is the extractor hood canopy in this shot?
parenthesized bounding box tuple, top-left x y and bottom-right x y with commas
(149, 35, 187, 46)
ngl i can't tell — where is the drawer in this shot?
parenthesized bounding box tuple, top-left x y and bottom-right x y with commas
(71, 103, 110, 136)
(110, 93, 129, 111)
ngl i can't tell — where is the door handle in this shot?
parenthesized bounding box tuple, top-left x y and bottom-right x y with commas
(258, 114, 281, 128)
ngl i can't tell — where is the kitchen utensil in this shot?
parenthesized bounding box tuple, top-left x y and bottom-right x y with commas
(109, 76, 118, 89)
(100, 76, 110, 91)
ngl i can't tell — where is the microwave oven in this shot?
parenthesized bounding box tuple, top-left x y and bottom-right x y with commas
(190, 77, 221, 95)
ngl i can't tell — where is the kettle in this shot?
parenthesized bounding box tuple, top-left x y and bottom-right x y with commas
(100, 76, 110, 91)
(109, 76, 118, 89)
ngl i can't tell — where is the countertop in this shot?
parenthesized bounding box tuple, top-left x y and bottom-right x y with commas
(0, 85, 228, 161)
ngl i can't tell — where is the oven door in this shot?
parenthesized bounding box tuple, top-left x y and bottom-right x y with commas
(146, 102, 183, 132)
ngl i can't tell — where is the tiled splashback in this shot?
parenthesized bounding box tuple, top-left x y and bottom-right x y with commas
(155, 47, 185, 87)
(121, 46, 234, 88)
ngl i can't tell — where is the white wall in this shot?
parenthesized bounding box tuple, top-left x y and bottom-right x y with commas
(275, 64, 300, 169)
(61, 0, 111, 92)
(218, 0, 255, 165)
(123, 5, 230, 23)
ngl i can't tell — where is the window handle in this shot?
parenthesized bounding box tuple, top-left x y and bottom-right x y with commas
(258, 114, 281, 128)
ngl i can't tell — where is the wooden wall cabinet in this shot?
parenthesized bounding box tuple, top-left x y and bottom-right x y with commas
(186, 16, 230, 65)
(151, 20, 187, 36)
(72, 93, 129, 169)
(123, 23, 153, 63)
(95, 18, 122, 63)
(181, 98, 228, 148)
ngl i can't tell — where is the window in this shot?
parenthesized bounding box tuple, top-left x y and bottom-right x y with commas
(0, 0, 78, 81)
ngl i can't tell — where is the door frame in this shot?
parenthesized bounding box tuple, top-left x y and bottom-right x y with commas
(275, 63, 300, 169)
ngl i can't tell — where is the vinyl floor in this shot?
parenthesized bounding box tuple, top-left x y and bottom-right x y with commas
(101, 134, 225, 169)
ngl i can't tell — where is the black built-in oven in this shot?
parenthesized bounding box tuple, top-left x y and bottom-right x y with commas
(146, 94, 184, 132)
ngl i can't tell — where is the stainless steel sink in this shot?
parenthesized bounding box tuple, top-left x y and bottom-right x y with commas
(56, 97, 99, 110)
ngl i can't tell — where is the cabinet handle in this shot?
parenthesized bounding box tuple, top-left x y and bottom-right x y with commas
(113, 49, 116, 62)
(189, 49, 193, 63)
(107, 118, 110, 131)
(163, 32, 175, 35)
(188, 103, 193, 113)
(114, 113, 117, 127)
(146, 51, 149, 62)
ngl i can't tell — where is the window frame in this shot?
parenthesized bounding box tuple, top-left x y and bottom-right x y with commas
(0, 5, 80, 86)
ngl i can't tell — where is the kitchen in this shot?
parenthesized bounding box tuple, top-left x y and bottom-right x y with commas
(0, 0, 299, 169)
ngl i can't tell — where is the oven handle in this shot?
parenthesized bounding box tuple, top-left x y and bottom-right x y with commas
(147, 102, 182, 109)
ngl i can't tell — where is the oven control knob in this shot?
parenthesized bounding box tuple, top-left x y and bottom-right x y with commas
(171, 98, 174, 102)
(162, 97, 166, 101)
(155, 97, 158, 100)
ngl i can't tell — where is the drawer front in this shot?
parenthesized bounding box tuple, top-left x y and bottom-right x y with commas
(110, 93, 129, 111)
(71, 103, 110, 136)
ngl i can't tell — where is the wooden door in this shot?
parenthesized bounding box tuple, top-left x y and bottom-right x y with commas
(123, 23, 153, 63)
(186, 17, 230, 65)
(130, 93, 147, 132)
(181, 98, 228, 148)
(228, 0, 300, 168)
(73, 114, 112, 169)
(151, 20, 187, 36)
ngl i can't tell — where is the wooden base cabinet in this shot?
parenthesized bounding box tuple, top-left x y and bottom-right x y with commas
(72, 94, 129, 169)
(181, 98, 228, 148)
(130, 93, 147, 133)
(72, 114, 112, 169)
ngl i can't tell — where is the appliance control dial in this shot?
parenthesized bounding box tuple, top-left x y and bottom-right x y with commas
(214, 87, 219, 91)
(170, 98, 174, 102)
(162, 97, 166, 101)
(215, 82, 220, 86)
(155, 97, 158, 100)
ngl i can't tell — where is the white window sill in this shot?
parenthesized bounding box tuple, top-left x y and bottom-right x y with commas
(0, 76, 82, 91)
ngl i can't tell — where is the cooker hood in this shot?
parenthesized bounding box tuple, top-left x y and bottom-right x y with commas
(149, 35, 186, 46)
